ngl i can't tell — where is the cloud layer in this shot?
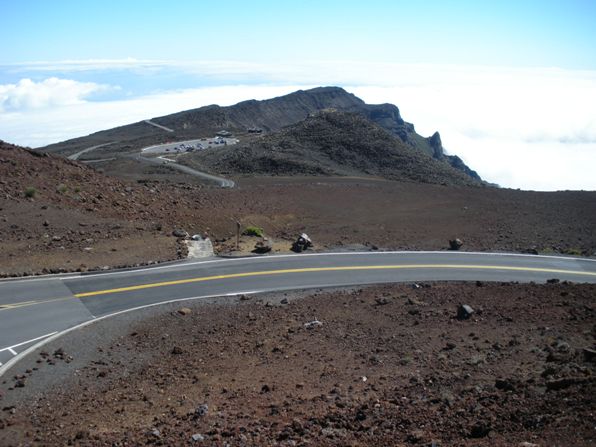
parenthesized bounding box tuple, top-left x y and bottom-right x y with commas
(0, 77, 109, 112)
(0, 60, 595, 191)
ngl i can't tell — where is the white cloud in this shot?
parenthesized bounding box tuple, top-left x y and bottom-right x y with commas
(0, 84, 310, 147)
(0, 61, 595, 191)
(0, 77, 111, 112)
(348, 67, 596, 191)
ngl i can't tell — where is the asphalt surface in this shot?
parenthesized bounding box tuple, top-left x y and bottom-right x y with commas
(67, 142, 114, 160)
(1, 251, 595, 375)
(133, 153, 235, 187)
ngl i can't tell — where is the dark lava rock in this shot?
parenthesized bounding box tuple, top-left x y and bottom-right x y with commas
(449, 238, 463, 250)
(456, 304, 475, 320)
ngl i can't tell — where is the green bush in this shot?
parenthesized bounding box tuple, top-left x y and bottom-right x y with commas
(56, 183, 67, 194)
(243, 226, 264, 237)
(24, 186, 37, 198)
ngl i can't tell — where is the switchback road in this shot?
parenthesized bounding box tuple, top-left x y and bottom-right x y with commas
(1, 251, 595, 376)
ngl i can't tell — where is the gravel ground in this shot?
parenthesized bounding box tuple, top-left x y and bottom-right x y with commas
(1, 282, 594, 446)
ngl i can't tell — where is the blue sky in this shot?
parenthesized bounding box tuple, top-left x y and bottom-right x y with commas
(2, 0, 596, 68)
(1, 1, 596, 190)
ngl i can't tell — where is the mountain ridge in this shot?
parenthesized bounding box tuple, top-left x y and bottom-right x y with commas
(179, 110, 480, 187)
(40, 87, 480, 181)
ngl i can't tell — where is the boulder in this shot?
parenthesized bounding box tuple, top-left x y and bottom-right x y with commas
(291, 233, 313, 253)
(457, 304, 475, 320)
(177, 307, 192, 316)
(449, 238, 463, 250)
(253, 238, 272, 254)
(172, 228, 189, 238)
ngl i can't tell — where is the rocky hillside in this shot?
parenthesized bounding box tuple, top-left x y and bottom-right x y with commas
(182, 111, 480, 187)
(0, 140, 219, 275)
(40, 87, 480, 181)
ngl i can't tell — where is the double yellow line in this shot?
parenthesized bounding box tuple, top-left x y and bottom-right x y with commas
(2, 264, 594, 310)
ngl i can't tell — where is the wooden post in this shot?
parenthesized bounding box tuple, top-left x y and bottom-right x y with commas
(236, 220, 241, 250)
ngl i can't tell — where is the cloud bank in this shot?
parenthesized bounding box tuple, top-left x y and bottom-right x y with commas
(0, 77, 110, 112)
(0, 60, 595, 191)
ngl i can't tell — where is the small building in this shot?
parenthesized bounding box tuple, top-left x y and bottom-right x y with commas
(216, 130, 232, 137)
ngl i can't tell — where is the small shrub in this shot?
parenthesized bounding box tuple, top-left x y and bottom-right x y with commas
(243, 226, 264, 238)
(56, 183, 67, 194)
(565, 247, 583, 256)
(74, 186, 81, 193)
(24, 187, 36, 198)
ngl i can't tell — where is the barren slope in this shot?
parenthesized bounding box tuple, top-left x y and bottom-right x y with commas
(181, 111, 479, 186)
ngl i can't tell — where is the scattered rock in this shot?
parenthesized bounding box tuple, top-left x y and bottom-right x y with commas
(445, 342, 457, 350)
(304, 319, 323, 329)
(407, 297, 426, 306)
(546, 278, 560, 284)
(191, 433, 205, 442)
(172, 228, 189, 238)
(177, 307, 192, 316)
(291, 233, 313, 253)
(456, 304, 475, 320)
(469, 422, 491, 438)
(253, 238, 273, 254)
(495, 378, 515, 391)
(171, 346, 184, 355)
(280, 298, 289, 304)
(195, 404, 209, 417)
(375, 297, 389, 305)
(449, 238, 463, 250)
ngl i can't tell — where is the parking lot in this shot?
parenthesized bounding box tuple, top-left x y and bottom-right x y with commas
(141, 136, 238, 155)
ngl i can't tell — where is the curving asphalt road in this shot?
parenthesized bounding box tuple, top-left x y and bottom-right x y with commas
(133, 153, 235, 188)
(1, 251, 595, 376)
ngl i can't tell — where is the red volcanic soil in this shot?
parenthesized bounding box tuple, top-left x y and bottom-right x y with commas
(1, 282, 594, 445)
(2, 141, 596, 277)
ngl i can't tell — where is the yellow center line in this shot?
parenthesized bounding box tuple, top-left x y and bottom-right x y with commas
(2, 264, 593, 311)
(73, 264, 596, 298)
(0, 297, 74, 312)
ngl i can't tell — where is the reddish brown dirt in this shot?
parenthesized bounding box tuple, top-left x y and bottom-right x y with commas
(2, 142, 596, 276)
(0, 282, 594, 446)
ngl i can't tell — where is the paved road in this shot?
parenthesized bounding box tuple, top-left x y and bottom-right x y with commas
(67, 142, 114, 160)
(134, 153, 235, 188)
(1, 251, 595, 375)
(144, 119, 174, 132)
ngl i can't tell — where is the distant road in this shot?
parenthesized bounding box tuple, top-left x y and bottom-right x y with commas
(67, 142, 114, 160)
(134, 153, 235, 188)
(66, 138, 236, 188)
(1, 251, 595, 376)
(144, 120, 174, 132)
